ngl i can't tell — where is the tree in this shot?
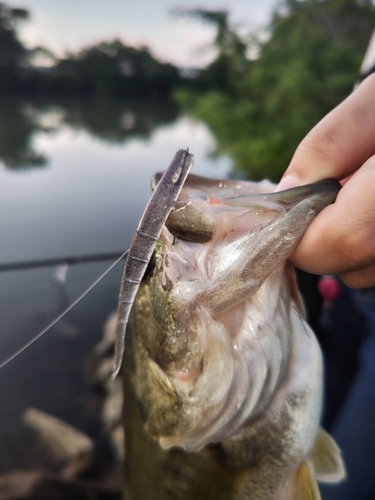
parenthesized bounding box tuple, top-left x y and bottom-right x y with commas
(0, 3, 29, 67)
(0, 3, 180, 98)
(54, 40, 180, 97)
(0, 3, 30, 91)
(174, 8, 249, 92)
(179, 0, 375, 180)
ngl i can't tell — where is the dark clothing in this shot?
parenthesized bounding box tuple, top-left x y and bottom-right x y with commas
(321, 287, 375, 500)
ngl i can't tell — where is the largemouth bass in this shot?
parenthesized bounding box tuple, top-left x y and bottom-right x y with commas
(123, 169, 345, 500)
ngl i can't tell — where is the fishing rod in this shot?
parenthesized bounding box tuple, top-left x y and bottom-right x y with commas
(0, 252, 124, 273)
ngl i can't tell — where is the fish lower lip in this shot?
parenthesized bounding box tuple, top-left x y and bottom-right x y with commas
(221, 179, 341, 212)
(267, 179, 341, 206)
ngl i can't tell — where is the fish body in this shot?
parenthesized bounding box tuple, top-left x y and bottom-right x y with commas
(123, 172, 344, 499)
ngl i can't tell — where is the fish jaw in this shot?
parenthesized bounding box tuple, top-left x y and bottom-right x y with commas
(133, 176, 340, 451)
(186, 179, 341, 313)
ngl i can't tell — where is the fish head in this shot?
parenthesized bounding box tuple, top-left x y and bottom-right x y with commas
(133, 174, 340, 451)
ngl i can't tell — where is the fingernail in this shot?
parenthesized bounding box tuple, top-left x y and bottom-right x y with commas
(274, 174, 300, 192)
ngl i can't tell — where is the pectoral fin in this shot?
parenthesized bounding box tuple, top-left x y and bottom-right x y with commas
(293, 461, 321, 500)
(311, 428, 346, 483)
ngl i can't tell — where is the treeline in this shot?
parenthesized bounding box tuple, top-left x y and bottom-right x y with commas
(176, 0, 375, 180)
(2, 1, 375, 178)
(0, 3, 180, 97)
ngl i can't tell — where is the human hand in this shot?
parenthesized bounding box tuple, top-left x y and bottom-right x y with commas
(276, 74, 375, 288)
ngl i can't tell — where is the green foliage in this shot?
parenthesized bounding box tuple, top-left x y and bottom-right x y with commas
(54, 40, 180, 98)
(178, 0, 375, 181)
(0, 3, 30, 89)
(175, 8, 249, 93)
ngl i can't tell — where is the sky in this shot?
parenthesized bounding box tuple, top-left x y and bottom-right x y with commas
(10, 0, 280, 67)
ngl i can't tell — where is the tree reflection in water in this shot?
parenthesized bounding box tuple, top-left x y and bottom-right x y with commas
(0, 99, 46, 168)
(0, 97, 179, 169)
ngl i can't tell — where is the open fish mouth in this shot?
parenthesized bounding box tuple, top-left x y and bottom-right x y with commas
(135, 174, 340, 451)
(160, 175, 341, 313)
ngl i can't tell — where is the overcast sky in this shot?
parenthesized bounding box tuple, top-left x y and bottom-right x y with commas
(10, 0, 280, 67)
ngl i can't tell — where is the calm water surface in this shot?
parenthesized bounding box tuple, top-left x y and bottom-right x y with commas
(0, 98, 232, 436)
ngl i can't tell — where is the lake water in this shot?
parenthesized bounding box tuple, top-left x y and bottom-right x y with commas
(0, 98, 232, 436)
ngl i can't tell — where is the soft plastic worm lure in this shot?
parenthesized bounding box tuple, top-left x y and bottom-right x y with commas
(112, 149, 194, 378)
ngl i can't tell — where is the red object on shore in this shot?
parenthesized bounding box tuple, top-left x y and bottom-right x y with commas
(318, 275, 341, 303)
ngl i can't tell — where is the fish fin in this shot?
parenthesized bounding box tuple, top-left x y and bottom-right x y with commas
(293, 460, 322, 500)
(311, 428, 346, 484)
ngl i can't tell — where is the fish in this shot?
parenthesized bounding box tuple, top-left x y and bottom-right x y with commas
(122, 168, 345, 500)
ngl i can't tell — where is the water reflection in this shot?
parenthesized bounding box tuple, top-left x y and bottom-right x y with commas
(0, 97, 179, 168)
(62, 98, 179, 144)
(0, 98, 47, 168)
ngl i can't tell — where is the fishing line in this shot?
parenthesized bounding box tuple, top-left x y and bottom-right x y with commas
(0, 249, 129, 370)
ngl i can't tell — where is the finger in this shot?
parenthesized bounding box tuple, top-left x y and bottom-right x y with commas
(289, 154, 375, 279)
(339, 264, 375, 289)
(276, 74, 375, 191)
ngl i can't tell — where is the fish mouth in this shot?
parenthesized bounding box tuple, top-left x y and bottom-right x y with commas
(159, 174, 341, 247)
(237, 178, 341, 246)
(161, 176, 341, 314)
(207, 178, 341, 225)
(141, 175, 340, 451)
(154, 172, 340, 207)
